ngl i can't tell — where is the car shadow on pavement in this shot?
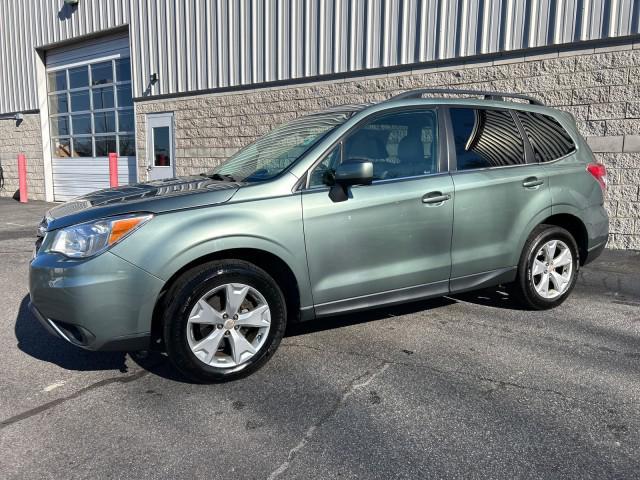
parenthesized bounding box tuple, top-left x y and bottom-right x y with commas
(448, 285, 530, 311)
(14, 295, 129, 372)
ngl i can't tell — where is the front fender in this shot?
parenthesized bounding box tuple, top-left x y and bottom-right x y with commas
(110, 194, 313, 308)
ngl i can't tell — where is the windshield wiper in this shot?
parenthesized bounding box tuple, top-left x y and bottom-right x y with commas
(201, 173, 239, 182)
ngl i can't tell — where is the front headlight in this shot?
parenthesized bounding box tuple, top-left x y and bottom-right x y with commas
(49, 213, 153, 258)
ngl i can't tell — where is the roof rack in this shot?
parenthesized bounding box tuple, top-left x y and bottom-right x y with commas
(386, 88, 544, 106)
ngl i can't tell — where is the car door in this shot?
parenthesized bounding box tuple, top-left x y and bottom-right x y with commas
(301, 107, 454, 315)
(447, 106, 551, 284)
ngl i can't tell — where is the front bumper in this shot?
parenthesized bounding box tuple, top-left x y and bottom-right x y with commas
(29, 250, 164, 351)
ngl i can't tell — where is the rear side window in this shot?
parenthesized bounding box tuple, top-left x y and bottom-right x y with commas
(450, 108, 525, 171)
(516, 111, 576, 162)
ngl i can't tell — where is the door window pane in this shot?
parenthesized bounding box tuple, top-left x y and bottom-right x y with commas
(91, 62, 113, 85)
(95, 136, 117, 156)
(117, 110, 134, 132)
(48, 93, 68, 114)
(450, 108, 525, 170)
(94, 111, 116, 133)
(92, 87, 114, 109)
(340, 109, 438, 180)
(153, 126, 172, 166)
(116, 84, 133, 107)
(72, 113, 92, 135)
(115, 58, 131, 82)
(70, 90, 90, 112)
(69, 66, 89, 89)
(516, 111, 576, 162)
(48, 71, 67, 91)
(72, 137, 93, 157)
(50, 116, 70, 136)
(309, 146, 341, 187)
(119, 134, 136, 156)
(52, 138, 71, 158)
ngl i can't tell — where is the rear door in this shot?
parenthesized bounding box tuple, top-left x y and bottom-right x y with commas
(301, 107, 454, 313)
(448, 107, 551, 283)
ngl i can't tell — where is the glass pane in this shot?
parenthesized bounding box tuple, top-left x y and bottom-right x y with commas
(69, 66, 89, 89)
(153, 126, 171, 166)
(94, 111, 116, 133)
(72, 137, 93, 157)
(450, 108, 525, 170)
(91, 61, 113, 85)
(95, 136, 117, 156)
(70, 90, 90, 112)
(92, 87, 114, 109)
(119, 134, 136, 156)
(309, 146, 341, 187)
(47, 71, 66, 92)
(50, 116, 70, 136)
(517, 111, 575, 163)
(72, 113, 92, 135)
(52, 138, 71, 158)
(342, 110, 438, 179)
(116, 84, 133, 107)
(48, 93, 68, 114)
(117, 110, 134, 132)
(115, 58, 131, 82)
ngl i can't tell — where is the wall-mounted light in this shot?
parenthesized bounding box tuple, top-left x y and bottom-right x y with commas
(150, 73, 159, 85)
(64, 0, 79, 5)
(15, 113, 23, 121)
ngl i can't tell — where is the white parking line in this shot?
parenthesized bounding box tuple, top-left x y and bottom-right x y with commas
(43, 381, 65, 392)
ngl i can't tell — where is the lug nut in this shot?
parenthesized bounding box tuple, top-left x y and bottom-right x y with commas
(234, 325, 239, 330)
(224, 331, 230, 336)
(233, 314, 238, 320)
(217, 324, 223, 329)
(223, 313, 228, 319)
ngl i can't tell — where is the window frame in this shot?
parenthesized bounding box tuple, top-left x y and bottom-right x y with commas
(444, 105, 536, 173)
(301, 105, 447, 191)
(47, 57, 135, 159)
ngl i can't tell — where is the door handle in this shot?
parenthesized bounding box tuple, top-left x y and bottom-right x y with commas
(522, 177, 544, 189)
(422, 192, 451, 205)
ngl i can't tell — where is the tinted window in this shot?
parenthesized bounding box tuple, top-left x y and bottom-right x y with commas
(517, 111, 575, 162)
(309, 109, 437, 186)
(450, 108, 525, 170)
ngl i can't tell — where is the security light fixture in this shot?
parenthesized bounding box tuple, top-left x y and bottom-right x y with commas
(64, 0, 79, 5)
(150, 73, 159, 85)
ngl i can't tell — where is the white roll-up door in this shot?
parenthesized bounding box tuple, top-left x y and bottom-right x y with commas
(46, 33, 137, 202)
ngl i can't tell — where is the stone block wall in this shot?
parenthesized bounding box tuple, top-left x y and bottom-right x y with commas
(0, 113, 45, 201)
(136, 39, 640, 250)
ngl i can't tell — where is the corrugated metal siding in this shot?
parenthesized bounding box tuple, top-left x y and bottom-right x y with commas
(2, 0, 640, 115)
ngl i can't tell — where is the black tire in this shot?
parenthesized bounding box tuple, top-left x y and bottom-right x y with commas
(163, 260, 287, 383)
(510, 224, 579, 310)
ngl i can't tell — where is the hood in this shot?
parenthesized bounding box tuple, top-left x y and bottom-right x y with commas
(45, 176, 243, 230)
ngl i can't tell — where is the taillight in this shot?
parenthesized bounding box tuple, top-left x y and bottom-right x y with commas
(587, 162, 607, 191)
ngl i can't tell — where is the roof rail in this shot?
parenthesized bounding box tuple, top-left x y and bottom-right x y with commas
(386, 88, 544, 106)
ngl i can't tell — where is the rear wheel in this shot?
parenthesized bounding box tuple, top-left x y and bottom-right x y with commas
(511, 225, 579, 310)
(163, 260, 287, 382)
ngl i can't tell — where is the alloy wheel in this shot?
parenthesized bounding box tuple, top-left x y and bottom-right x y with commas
(531, 239, 573, 299)
(186, 283, 271, 369)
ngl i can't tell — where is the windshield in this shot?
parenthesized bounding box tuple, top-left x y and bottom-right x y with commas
(207, 108, 360, 182)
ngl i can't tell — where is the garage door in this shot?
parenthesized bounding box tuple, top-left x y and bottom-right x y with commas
(46, 33, 137, 202)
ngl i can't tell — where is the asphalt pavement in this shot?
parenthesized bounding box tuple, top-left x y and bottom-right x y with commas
(1, 197, 639, 479)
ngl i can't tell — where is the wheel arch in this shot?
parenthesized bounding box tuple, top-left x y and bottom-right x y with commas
(150, 248, 304, 349)
(539, 213, 589, 265)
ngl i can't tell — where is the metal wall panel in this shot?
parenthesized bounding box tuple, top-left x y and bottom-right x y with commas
(2, 0, 640, 115)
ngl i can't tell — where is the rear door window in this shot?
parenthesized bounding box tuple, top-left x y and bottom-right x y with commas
(516, 111, 576, 162)
(450, 108, 525, 171)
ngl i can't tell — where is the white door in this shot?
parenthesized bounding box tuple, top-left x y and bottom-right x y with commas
(146, 113, 176, 180)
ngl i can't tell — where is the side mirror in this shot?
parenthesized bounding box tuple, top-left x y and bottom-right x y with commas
(329, 160, 373, 202)
(334, 160, 373, 186)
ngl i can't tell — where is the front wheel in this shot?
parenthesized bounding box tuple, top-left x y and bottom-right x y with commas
(510, 225, 579, 310)
(163, 260, 287, 382)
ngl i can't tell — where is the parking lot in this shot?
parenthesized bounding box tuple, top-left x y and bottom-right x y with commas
(1, 198, 639, 479)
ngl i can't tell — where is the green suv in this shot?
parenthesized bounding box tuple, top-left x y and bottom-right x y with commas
(29, 89, 609, 382)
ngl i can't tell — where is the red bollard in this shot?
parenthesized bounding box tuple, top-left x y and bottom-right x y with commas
(109, 152, 118, 188)
(18, 153, 28, 203)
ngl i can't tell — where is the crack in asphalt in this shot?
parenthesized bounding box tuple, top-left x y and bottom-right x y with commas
(281, 342, 632, 408)
(267, 362, 390, 480)
(0, 370, 148, 430)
